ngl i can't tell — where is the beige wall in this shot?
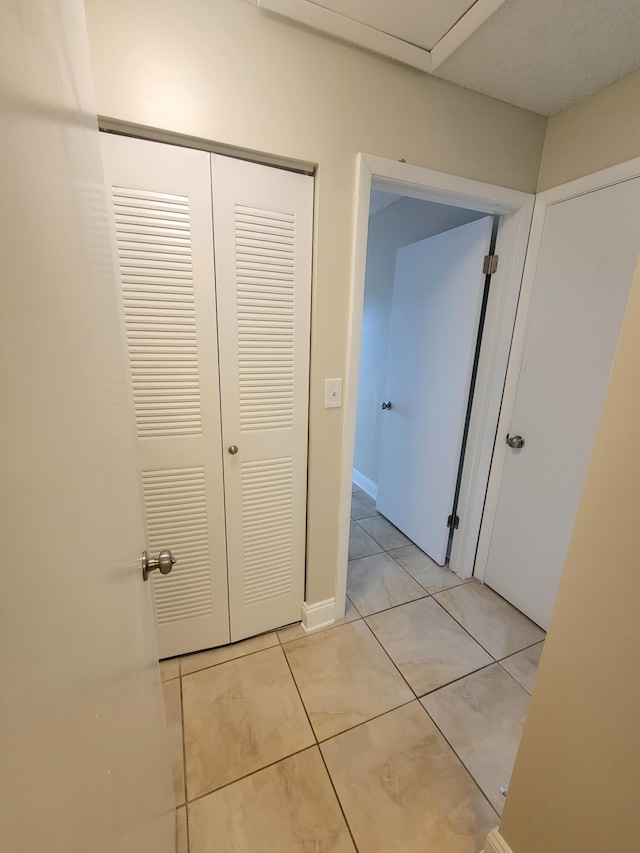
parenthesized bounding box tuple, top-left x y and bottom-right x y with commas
(498, 259, 640, 852)
(84, 0, 546, 603)
(538, 67, 640, 191)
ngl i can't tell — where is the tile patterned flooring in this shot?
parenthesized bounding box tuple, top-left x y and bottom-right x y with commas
(161, 485, 545, 853)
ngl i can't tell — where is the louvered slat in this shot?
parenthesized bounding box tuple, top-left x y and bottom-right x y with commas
(240, 458, 293, 605)
(143, 468, 213, 624)
(112, 186, 202, 438)
(235, 204, 295, 432)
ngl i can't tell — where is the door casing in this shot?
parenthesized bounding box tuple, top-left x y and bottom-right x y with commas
(337, 153, 535, 618)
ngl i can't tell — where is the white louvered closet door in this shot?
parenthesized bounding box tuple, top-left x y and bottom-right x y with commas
(100, 134, 230, 658)
(211, 156, 313, 641)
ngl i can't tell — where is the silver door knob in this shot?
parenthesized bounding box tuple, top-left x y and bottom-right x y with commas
(142, 549, 176, 582)
(380, 401, 392, 410)
(228, 445, 239, 455)
(506, 433, 525, 449)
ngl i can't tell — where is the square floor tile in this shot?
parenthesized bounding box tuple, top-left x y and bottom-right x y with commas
(348, 521, 383, 559)
(162, 677, 185, 806)
(176, 806, 187, 853)
(389, 544, 467, 593)
(160, 658, 180, 682)
(188, 748, 355, 853)
(350, 491, 379, 520)
(422, 664, 530, 814)
(283, 620, 413, 740)
(277, 596, 360, 644)
(357, 515, 411, 550)
(321, 702, 497, 853)
(366, 597, 493, 696)
(183, 646, 314, 798)
(180, 631, 279, 676)
(434, 581, 546, 659)
(500, 641, 544, 694)
(347, 551, 427, 617)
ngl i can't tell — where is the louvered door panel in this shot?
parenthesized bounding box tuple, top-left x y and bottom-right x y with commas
(101, 134, 229, 658)
(212, 156, 313, 641)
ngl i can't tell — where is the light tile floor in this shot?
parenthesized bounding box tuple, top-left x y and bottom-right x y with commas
(161, 484, 545, 853)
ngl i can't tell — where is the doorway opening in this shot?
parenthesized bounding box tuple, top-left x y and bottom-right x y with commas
(350, 190, 498, 589)
(336, 154, 535, 619)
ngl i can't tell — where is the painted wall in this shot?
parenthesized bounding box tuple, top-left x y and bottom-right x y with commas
(497, 259, 640, 852)
(354, 198, 484, 487)
(84, 0, 546, 603)
(538, 67, 640, 191)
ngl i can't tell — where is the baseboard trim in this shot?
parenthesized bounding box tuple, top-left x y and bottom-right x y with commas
(301, 597, 336, 633)
(352, 468, 378, 500)
(484, 828, 514, 853)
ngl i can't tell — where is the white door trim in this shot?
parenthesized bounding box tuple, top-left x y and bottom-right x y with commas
(483, 828, 514, 853)
(336, 153, 534, 618)
(475, 154, 640, 583)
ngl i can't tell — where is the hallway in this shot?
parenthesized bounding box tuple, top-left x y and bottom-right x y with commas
(162, 484, 545, 853)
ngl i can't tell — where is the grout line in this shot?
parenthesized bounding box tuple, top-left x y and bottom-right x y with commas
(418, 702, 501, 820)
(180, 634, 280, 677)
(277, 600, 364, 646)
(430, 590, 546, 664)
(346, 593, 361, 618)
(317, 697, 417, 747)
(317, 743, 361, 853)
(358, 618, 418, 699)
(184, 744, 319, 806)
(497, 637, 545, 663)
(384, 545, 470, 597)
(355, 593, 430, 620)
(280, 640, 320, 747)
(413, 661, 498, 700)
(496, 659, 537, 696)
(429, 592, 500, 661)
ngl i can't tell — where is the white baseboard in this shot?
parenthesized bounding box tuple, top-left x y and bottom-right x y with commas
(301, 597, 336, 633)
(483, 828, 514, 853)
(352, 468, 378, 500)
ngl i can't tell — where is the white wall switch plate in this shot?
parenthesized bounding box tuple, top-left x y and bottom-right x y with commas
(325, 378, 343, 408)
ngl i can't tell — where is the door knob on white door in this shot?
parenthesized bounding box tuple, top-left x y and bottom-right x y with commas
(506, 433, 525, 449)
(228, 445, 239, 455)
(142, 550, 176, 581)
(380, 401, 392, 410)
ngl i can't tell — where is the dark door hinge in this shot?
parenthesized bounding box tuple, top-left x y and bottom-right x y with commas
(447, 514, 460, 530)
(483, 254, 499, 275)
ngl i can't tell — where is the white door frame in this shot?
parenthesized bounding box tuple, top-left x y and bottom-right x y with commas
(475, 154, 640, 583)
(335, 153, 534, 617)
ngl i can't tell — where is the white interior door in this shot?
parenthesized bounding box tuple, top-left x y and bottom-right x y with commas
(376, 217, 493, 565)
(485, 176, 640, 629)
(212, 155, 313, 641)
(1, 3, 173, 849)
(101, 134, 230, 658)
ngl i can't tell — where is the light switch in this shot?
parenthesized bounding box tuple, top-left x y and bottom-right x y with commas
(325, 378, 343, 408)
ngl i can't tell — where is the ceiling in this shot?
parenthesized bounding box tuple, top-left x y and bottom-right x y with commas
(255, 0, 640, 116)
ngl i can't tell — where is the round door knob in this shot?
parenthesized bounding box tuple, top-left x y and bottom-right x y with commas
(506, 433, 525, 449)
(142, 549, 177, 581)
(228, 445, 239, 455)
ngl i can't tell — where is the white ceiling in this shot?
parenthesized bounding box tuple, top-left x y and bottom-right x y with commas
(255, 0, 640, 116)
(434, 0, 640, 116)
(305, 0, 477, 51)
